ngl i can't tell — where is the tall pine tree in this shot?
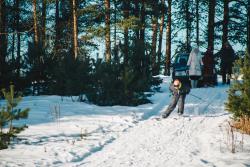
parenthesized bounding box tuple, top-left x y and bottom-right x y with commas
(226, 53, 250, 133)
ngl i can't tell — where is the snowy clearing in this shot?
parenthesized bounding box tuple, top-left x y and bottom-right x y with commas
(0, 76, 250, 167)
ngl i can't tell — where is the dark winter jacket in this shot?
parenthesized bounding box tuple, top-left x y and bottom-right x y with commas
(202, 50, 214, 76)
(169, 82, 190, 96)
(217, 46, 236, 69)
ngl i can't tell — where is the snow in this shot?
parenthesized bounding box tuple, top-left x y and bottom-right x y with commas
(0, 76, 250, 167)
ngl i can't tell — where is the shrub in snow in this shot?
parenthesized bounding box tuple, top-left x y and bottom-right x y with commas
(86, 60, 154, 106)
(49, 54, 92, 97)
(0, 85, 30, 149)
(85, 38, 162, 106)
(226, 51, 250, 134)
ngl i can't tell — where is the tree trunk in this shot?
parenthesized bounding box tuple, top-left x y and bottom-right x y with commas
(151, 2, 158, 75)
(72, 0, 78, 59)
(105, 0, 111, 62)
(54, 0, 60, 54)
(14, 0, 21, 76)
(222, 0, 229, 46)
(140, 0, 145, 51)
(0, 0, 7, 80)
(123, 0, 129, 65)
(186, 0, 191, 52)
(114, 0, 118, 59)
(134, 0, 140, 39)
(17, 32, 21, 75)
(196, 0, 199, 46)
(157, 0, 165, 73)
(248, 0, 250, 53)
(140, 0, 146, 74)
(12, 33, 15, 62)
(165, 0, 172, 76)
(208, 0, 215, 52)
(33, 0, 38, 46)
(42, 0, 47, 49)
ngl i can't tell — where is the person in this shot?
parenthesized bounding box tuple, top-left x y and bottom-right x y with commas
(187, 47, 203, 88)
(202, 47, 215, 87)
(162, 79, 190, 118)
(216, 42, 236, 84)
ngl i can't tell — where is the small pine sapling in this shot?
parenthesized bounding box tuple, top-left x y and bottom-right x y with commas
(226, 51, 250, 134)
(1, 85, 30, 134)
(0, 107, 9, 133)
(0, 85, 30, 149)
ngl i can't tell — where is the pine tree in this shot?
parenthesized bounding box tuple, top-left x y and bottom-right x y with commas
(151, 0, 159, 75)
(0, 107, 8, 134)
(248, 0, 250, 53)
(105, 0, 111, 62)
(0, 85, 30, 149)
(72, 0, 78, 59)
(207, 0, 215, 52)
(1, 85, 30, 132)
(226, 51, 250, 119)
(165, 0, 172, 76)
(0, 0, 7, 88)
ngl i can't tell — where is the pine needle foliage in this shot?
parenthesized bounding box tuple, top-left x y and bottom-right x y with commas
(226, 51, 250, 134)
(226, 51, 250, 118)
(0, 85, 30, 149)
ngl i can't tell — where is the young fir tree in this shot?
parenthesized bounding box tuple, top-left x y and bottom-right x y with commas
(0, 85, 30, 149)
(226, 51, 250, 119)
(0, 107, 8, 134)
(1, 85, 30, 133)
(0, 106, 9, 149)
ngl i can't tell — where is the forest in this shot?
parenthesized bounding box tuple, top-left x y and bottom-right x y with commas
(0, 0, 249, 106)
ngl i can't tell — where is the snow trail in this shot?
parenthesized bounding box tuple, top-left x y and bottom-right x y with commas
(1, 77, 250, 166)
(70, 84, 250, 167)
(76, 116, 250, 167)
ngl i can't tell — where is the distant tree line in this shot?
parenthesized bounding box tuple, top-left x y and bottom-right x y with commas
(0, 0, 249, 105)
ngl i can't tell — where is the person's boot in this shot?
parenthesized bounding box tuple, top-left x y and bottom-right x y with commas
(226, 74, 231, 84)
(191, 80, 195, 88)
(162, 112, 170, 118)
(177, 109, 183, 116)
(194, 80, 198, 88)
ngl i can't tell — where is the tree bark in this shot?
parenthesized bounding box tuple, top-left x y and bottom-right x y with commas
(208, 0, 215, 52)
(114, 0, 118, 59)
(247, 0, 250, 53)
(186, 0, 191, 52)
(54, 0, 60, 54)
(157, 0, 165, 72)
(12, 33, 15, 61)
(105, 0, 111, 62)
(72, 0, 78, 59)
(0, 0, 7, 79)
(140, 0, 146, 74)
(123, 0, 129, 65)
(165, 0, 172, 76)
(134, 0, 140, 39)
(16, 0, 21, 76)
(151, 1, 158, 75)
(42, 0, 47, 49)
(222, 0, 229, 46)
(140, 0, 145, 49)
(33, 0, 39, 46)
(195, 0, 199, 46)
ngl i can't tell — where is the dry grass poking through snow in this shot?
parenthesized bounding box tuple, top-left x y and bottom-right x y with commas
(233, 116, 250, 135)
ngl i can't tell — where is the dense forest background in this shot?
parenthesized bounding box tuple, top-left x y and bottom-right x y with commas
(0, 0, 249, 106)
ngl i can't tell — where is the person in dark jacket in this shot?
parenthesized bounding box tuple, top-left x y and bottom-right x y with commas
(217, 42, 236, 84)
(162, 79, 190, 118)
(202, 47, 215, 86)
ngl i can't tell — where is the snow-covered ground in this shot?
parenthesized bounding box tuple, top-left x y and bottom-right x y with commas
(0, 76, 250, 167)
